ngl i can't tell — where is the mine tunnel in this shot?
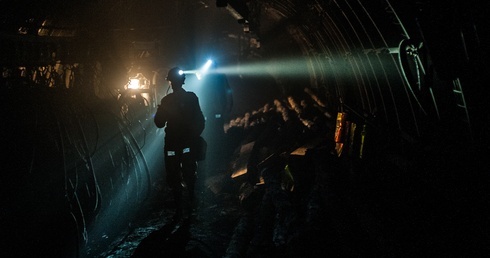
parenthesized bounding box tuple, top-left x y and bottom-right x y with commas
(1, 0, 489, 257)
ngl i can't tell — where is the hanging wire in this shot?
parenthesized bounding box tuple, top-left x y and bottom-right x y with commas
(398, 39, 428, 116)
(343, 0, 391, 123)
(330, 0, 372, 112)
(116, 115, 152, 202)
(336, 0, 383, 117)
(309, 17, 348, 100)
(306, 26, 341, 96)
(357, 0, 404, 131)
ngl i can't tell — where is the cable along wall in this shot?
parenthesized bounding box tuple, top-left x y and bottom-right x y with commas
(266, 0, 440, 138)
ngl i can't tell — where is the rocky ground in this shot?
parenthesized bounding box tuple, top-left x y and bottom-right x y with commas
(93, 89, 489, 257)
(95, 135, 357, 258)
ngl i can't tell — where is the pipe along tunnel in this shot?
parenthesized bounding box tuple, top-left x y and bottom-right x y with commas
(1, 0, 489, 257)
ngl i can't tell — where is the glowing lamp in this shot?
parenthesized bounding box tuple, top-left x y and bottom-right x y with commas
(126, 73, 150, 90)
(128, 78, 140, 89)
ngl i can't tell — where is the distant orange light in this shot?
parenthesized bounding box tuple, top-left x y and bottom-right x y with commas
(128, 78, 140, 89)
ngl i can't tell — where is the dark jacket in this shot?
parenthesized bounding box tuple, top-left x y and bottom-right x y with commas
(154, 88, 205, 147)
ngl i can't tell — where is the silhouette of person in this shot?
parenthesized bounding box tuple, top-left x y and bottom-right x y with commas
(154, 67, 205, 220)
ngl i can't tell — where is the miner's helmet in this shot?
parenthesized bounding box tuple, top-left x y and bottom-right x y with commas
(166, 67, 185, 84)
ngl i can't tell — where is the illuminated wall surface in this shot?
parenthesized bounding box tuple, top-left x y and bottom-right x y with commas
(0, 90, 161, 256)
(1, 0, 489, 257)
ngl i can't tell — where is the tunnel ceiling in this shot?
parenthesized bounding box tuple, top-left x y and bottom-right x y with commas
(1, 0, 489, 141)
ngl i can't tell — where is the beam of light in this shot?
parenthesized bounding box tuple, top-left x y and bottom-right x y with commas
(202, 59, 213, 73)
(203, 56, 393, 79)
(183, 56, 373, 83)
(183, 59, 213, 81)
(199, 58, 314, 77)
(84, 118, 164, 255)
